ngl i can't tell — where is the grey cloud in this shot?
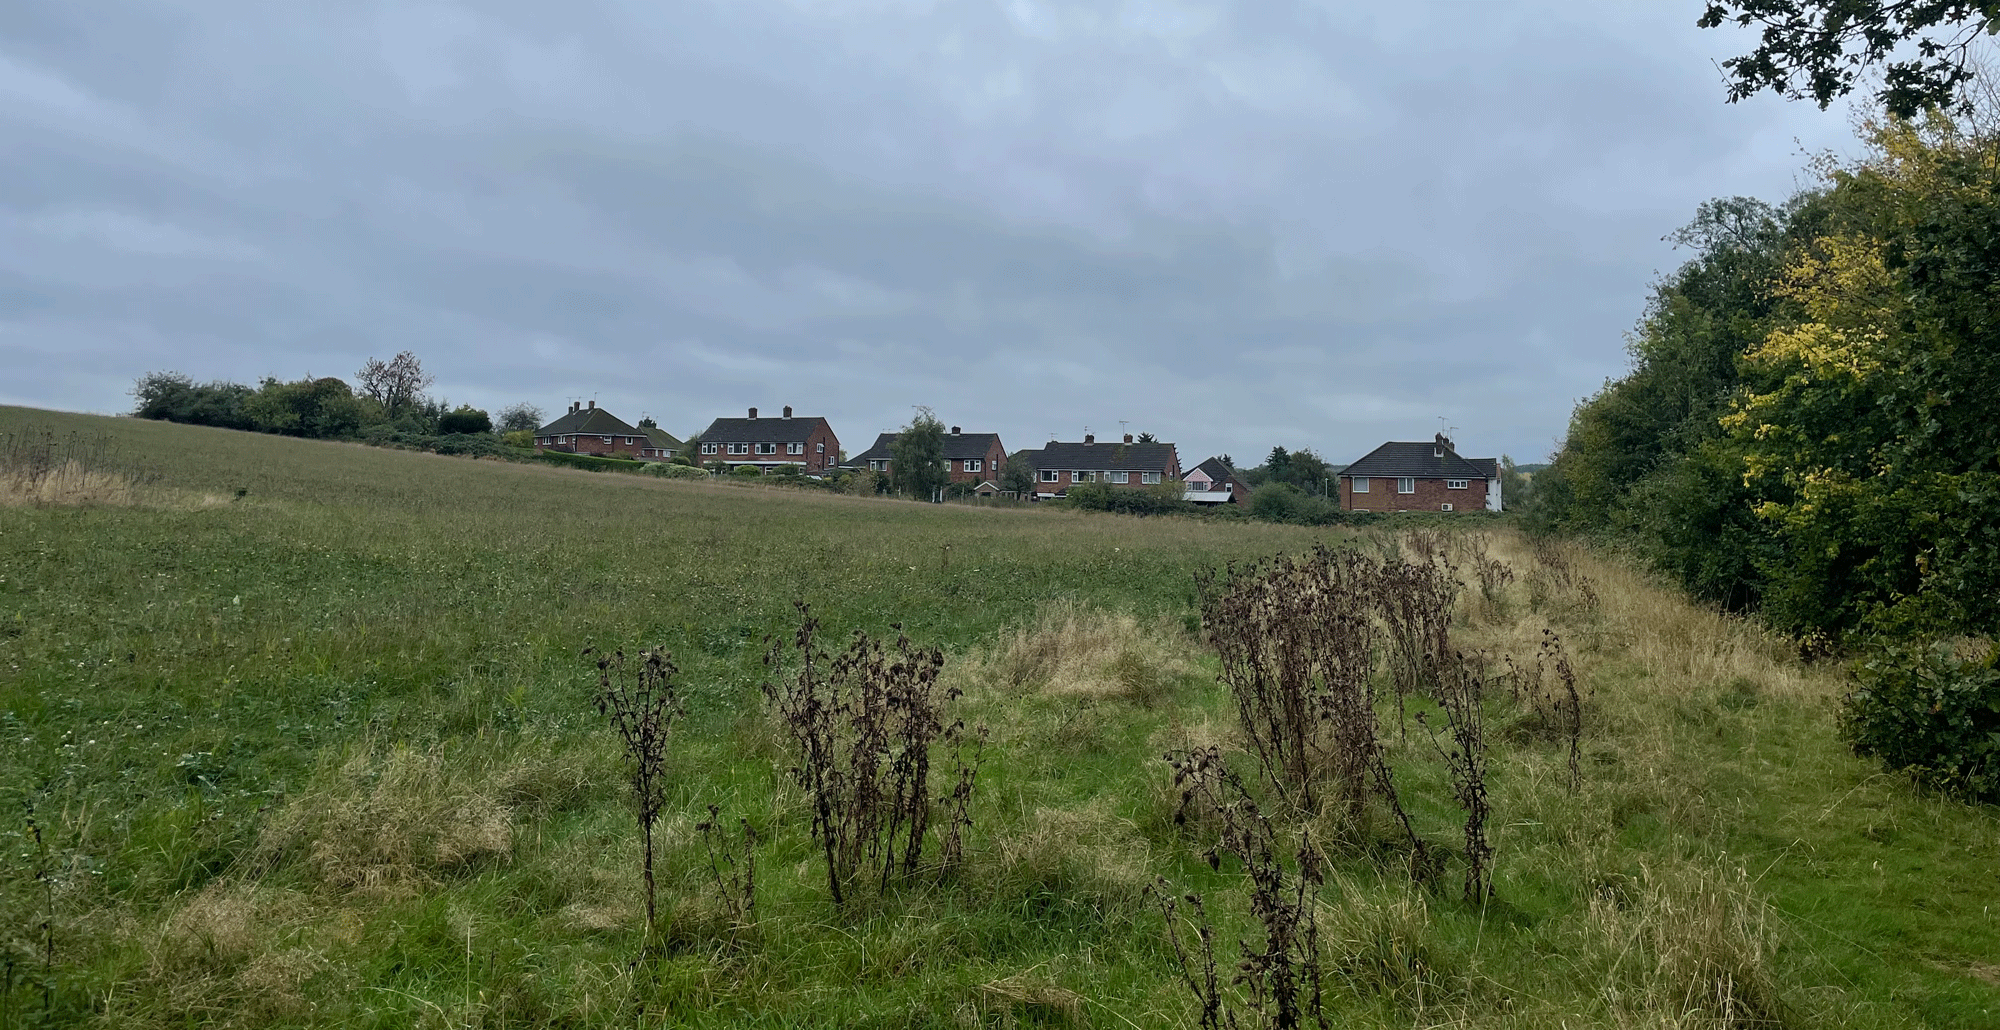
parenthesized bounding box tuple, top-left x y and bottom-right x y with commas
(1, 0, 1856, 462)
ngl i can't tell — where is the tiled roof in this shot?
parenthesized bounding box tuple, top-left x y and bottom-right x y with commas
(1341, 440, 1489, 480)
(849, 431, 1004, 464)
(1018, 440, 1178, 473)
(644, 427, 684, 450)
(536, 406, 643, 437)
(1190, 456, 1242, 483)
(700, 415, 832, 445)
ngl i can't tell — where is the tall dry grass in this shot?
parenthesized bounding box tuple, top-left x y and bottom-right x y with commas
(967, 599, 1198, 706)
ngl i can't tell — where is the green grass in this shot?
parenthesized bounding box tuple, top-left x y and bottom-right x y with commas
(1, 405, 1997, 1028)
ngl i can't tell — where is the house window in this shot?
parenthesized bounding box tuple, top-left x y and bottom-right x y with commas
(1397, 477, 1415, 493)
(602, 436, 613, 444)
(729, 443, 749, 455)
(1111, 471, 1129, 484)
(817, 442, 824, 453)
(1446, 479, 1468, 490)
(788, 442, 804, 455)
(870, 460, 888, 472)
(702, 443, 718, 455)
(965, 459, 982, 473)
(1040, 469, 1059, 483)
(757, 443, 776, 455)
(1142, 472, 1162, 485)
(1353, 477, 1369, 493)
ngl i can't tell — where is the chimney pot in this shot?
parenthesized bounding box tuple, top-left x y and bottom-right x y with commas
(783, 406, 792, 419)
(748, 407, 758, 419)
(1084, 433, 1094, 445)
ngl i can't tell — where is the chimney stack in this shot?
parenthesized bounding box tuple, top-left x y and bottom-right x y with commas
(1123, 433, 1133, 444)
(748, 406, 758, 419)
(783, 405, 792, 419)
(1084, 433, 1095, 445)
(588, 399, 595, 409)
(950, 426, 961, 435)
(570, 401, 579, 413)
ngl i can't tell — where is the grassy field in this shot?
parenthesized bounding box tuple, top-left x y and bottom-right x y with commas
(1, 405, 1996, 1029)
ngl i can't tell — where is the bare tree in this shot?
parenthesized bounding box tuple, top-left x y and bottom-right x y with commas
(355, 351, 434, 418)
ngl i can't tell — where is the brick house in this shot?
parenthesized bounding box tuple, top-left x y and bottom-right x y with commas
(1183, 456, 1250, 505)
(1016, 434, 1180, 500)
(695, 406, 840, 474)
(1338, 434, 1501, 512)
(534, 402, 651, 457)
(641, 426, 683, 461)
(847, 426, 1006, 484)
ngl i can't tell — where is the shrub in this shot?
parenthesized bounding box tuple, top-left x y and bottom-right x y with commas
(731, 464, 764, 478)
(643, 462, 708, 480)
(1841, 641, 2000, 802)
(438, 405, 492, 435)
(501, 429, 534, 448)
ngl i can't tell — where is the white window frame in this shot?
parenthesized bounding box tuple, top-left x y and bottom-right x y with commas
(757, 442, 777, 455)
(870, 459, 888, 472)
(1397, 477, 1415, 494)
(1142, 471, 1162, 485)
(702, 442, 718, 455)
(788, 442, 804, 455)
(1040, 469, 1059, 483)
(602, 436, 613, 444)
(1446, 479, 1468, 490)
(1111, 471, 1129, 484)
(1353, 477, 1369, 493)
(965, 459, 982, 473)
(729, 442, 749, 455)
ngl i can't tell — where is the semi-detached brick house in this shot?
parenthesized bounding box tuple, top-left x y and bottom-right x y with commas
(696, 406, 840, 474)
(847, 426, 1006, 484)
(534, 402, 651, 457)
(1017, 434, 1180, 500)
(1338, 434, 1502, 513)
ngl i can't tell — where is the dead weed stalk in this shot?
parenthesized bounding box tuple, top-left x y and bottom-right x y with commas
(763, 602, 982, 907)
(588, 645, 685, 955)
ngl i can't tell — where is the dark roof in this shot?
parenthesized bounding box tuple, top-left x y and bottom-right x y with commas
(1190, 457, 1246, 484)
(1464, 457, 1498, 479)
(700, 414, 833, 445)
(644, 427, 684, 450)
(536, 406, 643, 437)
(1341, 439, 1490, 480)
(1018, 440, 1178, 473)
(849, 431, 1004, 464)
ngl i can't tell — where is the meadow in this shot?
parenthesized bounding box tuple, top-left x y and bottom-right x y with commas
(1, 405, 1996, 1029)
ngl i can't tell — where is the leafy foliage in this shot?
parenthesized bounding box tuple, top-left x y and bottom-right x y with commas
(1699, 1, 2000, 117)
(436, 405, 492, 436)
(1841, 642, 2000, 802)
(889, 407, 948, 501)
(1543, 105, 2000, 641)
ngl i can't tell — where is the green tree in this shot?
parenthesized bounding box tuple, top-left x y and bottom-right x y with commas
(1699, 1, 2000, 116)
(438, 405, 493, 435)
(496, 403, 544, 433)
(891, 407, 949, 501)
(1000, 451, 1037, 497)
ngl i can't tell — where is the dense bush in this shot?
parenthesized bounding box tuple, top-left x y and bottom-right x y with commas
(437, 405, 492, 435)
(644, 462, 709, 480)
(529, 449, 646, 473)
(1841, 643, 2000, 802)
(1063, 482, 1197, 517)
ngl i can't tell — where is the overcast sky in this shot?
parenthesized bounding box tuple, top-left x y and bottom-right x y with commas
(1, 1, 1858, 465)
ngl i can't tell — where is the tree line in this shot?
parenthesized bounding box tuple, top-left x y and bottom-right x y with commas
(1532, 98, 2000, 645)
(131, 351, 545, 447)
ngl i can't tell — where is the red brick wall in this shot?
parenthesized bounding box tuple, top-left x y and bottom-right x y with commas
(537, 434, 647, 457)
(1339, 476, 1487, 512)
(946, 438, 1007, 482)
